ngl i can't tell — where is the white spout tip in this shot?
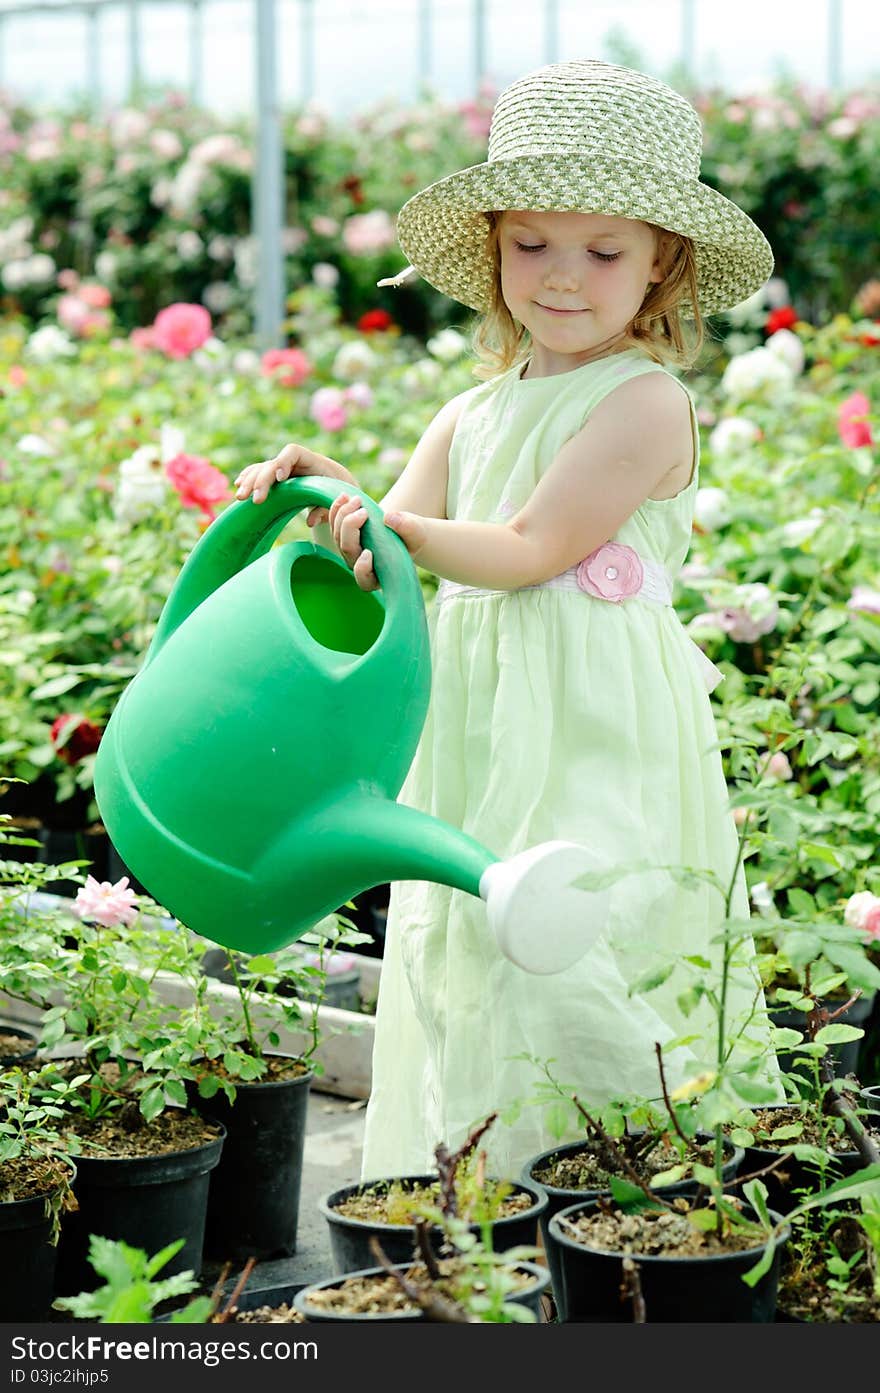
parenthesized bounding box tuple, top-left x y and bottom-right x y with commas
(479, 840, 611, 975)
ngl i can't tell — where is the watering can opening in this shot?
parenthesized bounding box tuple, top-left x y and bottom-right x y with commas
(290, 550, 386, 657)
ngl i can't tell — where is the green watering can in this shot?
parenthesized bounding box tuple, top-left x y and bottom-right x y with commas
(94, 477, 611, 975)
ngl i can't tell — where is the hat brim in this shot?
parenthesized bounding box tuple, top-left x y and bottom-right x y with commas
(395, 155, 774, 318)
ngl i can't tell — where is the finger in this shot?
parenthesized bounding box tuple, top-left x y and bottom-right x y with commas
(339, 506, 368, 561)
(306, 507, 329, 528)
(353, 549, 378, 591)
(328, 494, 350, 528)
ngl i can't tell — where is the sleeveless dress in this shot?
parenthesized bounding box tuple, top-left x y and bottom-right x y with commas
(360, 346, 773, 1181)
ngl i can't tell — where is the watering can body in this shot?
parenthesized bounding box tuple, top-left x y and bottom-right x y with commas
(94, 478, 493, 955)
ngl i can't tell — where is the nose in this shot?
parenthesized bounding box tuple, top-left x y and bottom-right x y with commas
(542, 249, 581, 292)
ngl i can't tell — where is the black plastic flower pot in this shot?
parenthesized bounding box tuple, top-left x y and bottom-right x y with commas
(770, 991, 876, 1080)
(521, 1134, 743, 1322)
(292, 1258, 551, 1322)
(54, 1125, 225, 1295)
(0, 1156, 76, 1320)
(0, 1024, 39, 1067)
(319, 1175, 548, 1276)
(187, 1061, 313, 1261)
(739, 1102, 880, 1216)
(861, 1085, 880, 1113)
(547, 1199, 790, 1323)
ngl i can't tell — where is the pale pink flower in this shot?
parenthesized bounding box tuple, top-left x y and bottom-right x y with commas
(838, 392, 873, 448)
(56, 268, 80, 291)
(311, 215, 339, 237)
(79, 283, 112, 309)
(57, 294, 91, 335)
(310, 387, 348, 432)
(847, 586, 880, 615)
(767, 751, 793, 780)
(576, 542, 644, 603)
(73, 874, 138, 927)
(165, 452, 231, 520)
(343, 382, 373, 409)
(844, 891, 880, 932)
(152, 302, 212, 359)
(129, 326, 157, 353)
(341, 210, 396, 256)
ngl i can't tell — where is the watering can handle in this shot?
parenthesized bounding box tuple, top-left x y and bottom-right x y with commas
(145, 475, 422, 660)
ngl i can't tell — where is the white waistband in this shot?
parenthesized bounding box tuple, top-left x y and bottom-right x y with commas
(435, 554, 674, 607)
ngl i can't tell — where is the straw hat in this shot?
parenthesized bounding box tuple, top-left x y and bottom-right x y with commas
(381, 60, 774, 318)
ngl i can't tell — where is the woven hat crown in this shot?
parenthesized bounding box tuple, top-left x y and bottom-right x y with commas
(487, 60, 703, 181)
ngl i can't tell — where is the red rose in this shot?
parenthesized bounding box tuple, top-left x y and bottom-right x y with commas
(50, 714, 102, 765)
(357, 309, 394, 334)
(766, 307, 798, 335)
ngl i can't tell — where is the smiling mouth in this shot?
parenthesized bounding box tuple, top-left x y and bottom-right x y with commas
(537, 304, 588, 314)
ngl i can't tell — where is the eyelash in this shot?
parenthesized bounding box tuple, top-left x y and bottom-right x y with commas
(513, 241, 620, 262)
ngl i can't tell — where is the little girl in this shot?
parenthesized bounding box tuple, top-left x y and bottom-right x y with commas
(235, 60, 778, 1178)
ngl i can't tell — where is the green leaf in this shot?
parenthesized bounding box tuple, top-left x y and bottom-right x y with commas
(743, 1180, 772, 1230)
(608, 1177, 666, 1212)
(30, 673, 83, 701)
(800, 842, 841, 868)
(814, 1023, 864, 1045)
(740, 1236, 777, 1289)
(629, 962, 676, 995)
(164, 1079, 187, 1107)
(246, 955, 276, 975)
(789, 1164, 880, 1216)
(197, 1075, 220, 1099)
(139, 1086, 165, 1122)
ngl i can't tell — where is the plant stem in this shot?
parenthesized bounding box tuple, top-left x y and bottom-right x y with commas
(226, 952, 258, 1055)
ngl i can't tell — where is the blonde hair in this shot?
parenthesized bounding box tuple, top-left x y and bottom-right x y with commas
(471, 210, 704, 380)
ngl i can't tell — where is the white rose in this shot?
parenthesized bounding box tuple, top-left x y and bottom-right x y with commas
(694, 487, 732, 531)
(721, 347, 794, 403)
(764, 277, 791, 309)
(25, 325, 76, 362)
(765, 327, 804, 377)
(312, 261, 340, 290)
(750, 881, 775, 916)
(176, 231, 203, 262)
(95, 251, 118, 283)
(202, 281, 234, 315)
(843, 891, 879, 932)
(427, 327, 467, 362)
(401, 359, 442, 396)
(159, 425, 186, 463)
(781, 509, 824, 546)
(23, 253, 56, 285)
(332, 340, 377, 381)
(16, 434, 55, 456)
(708, 417, 760, 457)
(233, 349, 261, 375)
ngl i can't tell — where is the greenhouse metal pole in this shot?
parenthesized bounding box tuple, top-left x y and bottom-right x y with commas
(544, 0, 559, 64)
(127, 0, 142, 101)
(300, 0, 314, 104)
(86, 3, 101, 112)
(189, 0, 203, 105)
(417, 0, 431, 91)
(827, 0, 842, 91)
(680, 0, 695, 82)
(254, 0, 285, 347)
(473, 0, 486, 90)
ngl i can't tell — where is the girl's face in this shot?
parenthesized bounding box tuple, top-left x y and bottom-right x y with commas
(498, 209, 664, 374)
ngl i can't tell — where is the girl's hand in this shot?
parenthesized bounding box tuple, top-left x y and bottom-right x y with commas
(234, 442, 358, 528)
(329, 495, 427, 592)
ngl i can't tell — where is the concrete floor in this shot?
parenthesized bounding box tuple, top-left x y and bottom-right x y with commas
(201, 1087, 368, 1303)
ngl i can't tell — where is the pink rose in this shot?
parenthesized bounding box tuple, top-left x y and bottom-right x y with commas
(73, 874, 138, 928)
(863, 902, 880, 942)
(57, 294, 91, 335)
(343, 381, 373, 409)
(152, 302, 212, 359)
(260, 347, 312, 387)
(165, 452, 231, 519)
(56, 268, 80, 291)
(845, 891, 880, 932)
(79, 283, 112, 309)
(310, 386, 348, 432)
(129, 326, 156, 351)
(576, 542, 644, 603)
(838, 391, 873, 448)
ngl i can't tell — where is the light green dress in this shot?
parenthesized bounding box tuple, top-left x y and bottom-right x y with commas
(361, 347, 771, 1181)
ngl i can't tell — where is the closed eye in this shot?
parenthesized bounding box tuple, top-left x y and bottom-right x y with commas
(512, 241, 620, 262)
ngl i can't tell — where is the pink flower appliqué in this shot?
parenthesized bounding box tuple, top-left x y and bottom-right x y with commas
(576, 542, 644, 603)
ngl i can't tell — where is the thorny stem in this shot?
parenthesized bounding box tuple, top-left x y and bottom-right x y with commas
(434, 1113, 498, 1221)
(367, 1236, 473, 1323)
(620, 1257, 646, 1323)
(214, 1258, 257, 1324)
(653, 1043, 690, 1146)
(570, 1094, 673, 1210)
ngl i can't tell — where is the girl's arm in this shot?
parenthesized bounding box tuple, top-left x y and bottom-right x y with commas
(336, 372, 694, 589)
